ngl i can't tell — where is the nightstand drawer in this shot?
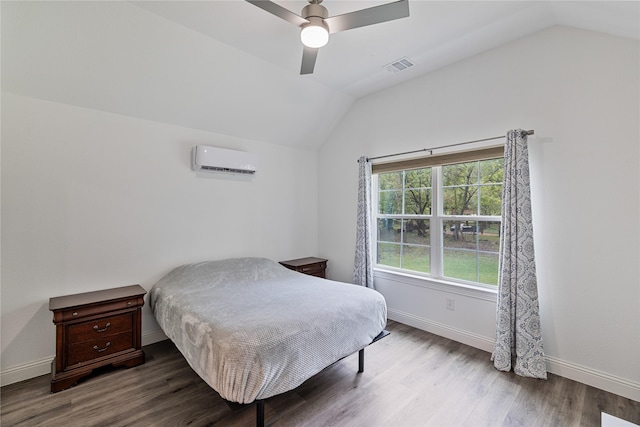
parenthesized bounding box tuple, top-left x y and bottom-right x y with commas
(279, 257, 328, 279)
(68, 312, 134, 343)
(299, 264, 326, 276)
(59, 298, 141, 322)
(68, 332, 134, 366)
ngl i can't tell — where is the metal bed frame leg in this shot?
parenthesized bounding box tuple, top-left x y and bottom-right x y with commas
(249, 330, 387, 426)
(256, 400, 264, 427)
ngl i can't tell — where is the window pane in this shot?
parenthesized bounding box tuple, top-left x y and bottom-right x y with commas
(443, 187, 478, 215)
(479, 220, 501, 286)
(379, 171, 403, 190)
(443, 162, 478, 187)
(405, 188, 431, 215)
(378, 219, 402, 243)
(479, 184, 502, 216)
(480, 158, 504, 184)
(443, 161, 505, 216)
(442, 220, 500, 284)
(404, 168, 431, 215)
(402, 219, 430, 245)
(402, 245, 430, 273)
(478, 252, 499, 285)
(443, 249, 477, 282)
(405, 168, 431, 188)
(478, 221, 501, 253)
(379, 190, 402, 214)
(443, 220, 478, 250)
(377, 242, 400, 268)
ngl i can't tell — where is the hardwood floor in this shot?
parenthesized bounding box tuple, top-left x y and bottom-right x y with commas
(2, 320, 639, 426)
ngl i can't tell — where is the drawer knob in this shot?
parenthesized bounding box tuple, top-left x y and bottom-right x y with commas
(127, 301, 132, 306)
(93, 342, 111, 352)
(72, 312, 78, 316)
(93, 322, 111, 333)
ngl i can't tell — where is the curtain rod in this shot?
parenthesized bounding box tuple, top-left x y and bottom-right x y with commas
(361, 129, 534, 162)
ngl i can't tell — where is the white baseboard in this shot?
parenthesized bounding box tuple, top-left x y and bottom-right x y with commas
(387, 308, 640, 402)
(388, 308, 495, 353)
(545, 355, 640, 402)
(0, 328, 169, 388)
(0, 356, 53, 388)
(142, 327, 168, 346)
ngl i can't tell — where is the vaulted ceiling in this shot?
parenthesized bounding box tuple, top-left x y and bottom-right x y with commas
(2, 1, 638, 149)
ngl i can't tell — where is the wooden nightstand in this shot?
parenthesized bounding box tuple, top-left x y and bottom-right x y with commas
(279, 257, 328, 278)
(49, 284, 146, 393)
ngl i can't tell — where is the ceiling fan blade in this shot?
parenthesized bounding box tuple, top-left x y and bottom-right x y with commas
(300, 46, 319, 75)
(324, 0, 409, 34)
(245, 0, 309, 27)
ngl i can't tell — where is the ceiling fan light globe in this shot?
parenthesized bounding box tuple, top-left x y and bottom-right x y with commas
(301, 24, 329, 48)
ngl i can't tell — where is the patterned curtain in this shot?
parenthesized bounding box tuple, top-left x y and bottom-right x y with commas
(354, 156, 374, 288)
(492, 129, 547, 379)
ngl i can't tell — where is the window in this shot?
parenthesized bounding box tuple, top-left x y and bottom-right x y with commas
(374, 150, 504, 287)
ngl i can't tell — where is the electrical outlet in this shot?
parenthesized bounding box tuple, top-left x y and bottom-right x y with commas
(446, 299, 455, 311)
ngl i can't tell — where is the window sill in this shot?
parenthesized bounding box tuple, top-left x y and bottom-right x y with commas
(373, 268, 498, 302)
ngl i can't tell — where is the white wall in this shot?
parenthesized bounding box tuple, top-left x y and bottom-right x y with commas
(318, 26, 640, 400)
(1, 93, 318, 384)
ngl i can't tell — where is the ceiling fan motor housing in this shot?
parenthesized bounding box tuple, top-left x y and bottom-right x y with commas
(302, 3, 328, 21)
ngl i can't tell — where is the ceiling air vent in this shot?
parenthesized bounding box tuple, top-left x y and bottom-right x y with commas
(386, 57, 414, 73)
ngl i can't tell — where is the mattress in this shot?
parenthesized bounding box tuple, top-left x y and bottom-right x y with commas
(149, 257, 387, 403)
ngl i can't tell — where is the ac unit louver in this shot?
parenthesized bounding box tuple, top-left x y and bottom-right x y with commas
(191, 145, 257, 175)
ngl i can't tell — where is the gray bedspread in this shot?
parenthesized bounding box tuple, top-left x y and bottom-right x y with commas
(149, 257, 387, 404)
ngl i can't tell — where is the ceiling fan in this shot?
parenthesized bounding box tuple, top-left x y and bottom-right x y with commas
(246, 0, 410, 74)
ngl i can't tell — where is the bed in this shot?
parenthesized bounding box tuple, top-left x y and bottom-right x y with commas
(149, 257, 387, 424)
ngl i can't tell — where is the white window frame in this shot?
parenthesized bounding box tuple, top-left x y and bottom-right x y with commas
(372, 158, 503, 290)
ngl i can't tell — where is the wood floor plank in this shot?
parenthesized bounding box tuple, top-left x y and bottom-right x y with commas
(2, 320, 639, 427)
(466, 380, 521, 425)
(543, 373, 587, 426)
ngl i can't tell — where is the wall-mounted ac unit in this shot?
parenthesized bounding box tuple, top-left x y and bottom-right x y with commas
(191, 145, 257, 175)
